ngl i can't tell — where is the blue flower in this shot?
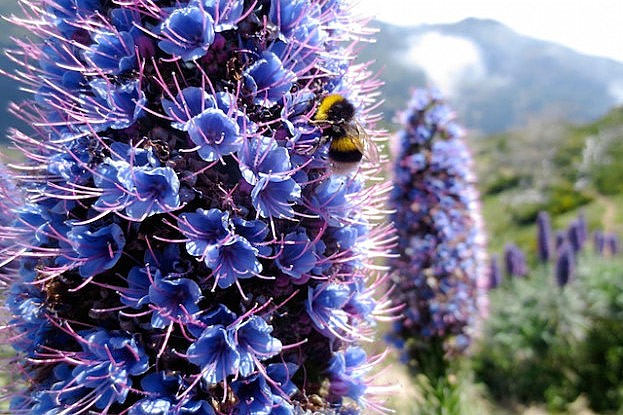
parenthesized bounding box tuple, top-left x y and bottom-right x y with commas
(177, 212, 264, 288)
(3, 0, 390, 412)
(162, 87, 216, 130)
(187, 326, 240, 384)
(187, 108, 242, 161)
(251, 177, 301, 220)
(327, 346, 369, 403)
(307, 283, 350, 338)
(244, 51, 296, 107)
(197, 0, 245, 31)
(124, 167, 181, 220)
(235, 316, 282, 376)
(158, 5, 216, 61)
(70, 329, 149, 409)
(88, 79, 146, 130)
(276, 229, 317, 281)
(67, 223, 126, 278)
(149, 273, 203, 328)
(178, 207, 231, 257)
(231, 374, 273, 415)
(84, 31, 136, 74)
(208, 236, 262, 289)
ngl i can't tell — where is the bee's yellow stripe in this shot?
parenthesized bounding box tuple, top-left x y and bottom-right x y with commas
(314, 94, 346, 121)
(330, 135, 359, 152)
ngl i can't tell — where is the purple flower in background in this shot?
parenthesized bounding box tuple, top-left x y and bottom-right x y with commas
(488, 255, 502, 289)
(504, 243, 528, 278)
(555, 241, 575, 287)
(0, 0, 393, 414)
(536, 211, 553, 262)
(594, 230, 606, 255)
(567, 220, 583, 254)
(387, 88, 488, 362)
(606, 233, 621, 256)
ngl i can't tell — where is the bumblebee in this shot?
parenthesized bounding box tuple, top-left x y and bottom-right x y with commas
(314, 94, 379, 174)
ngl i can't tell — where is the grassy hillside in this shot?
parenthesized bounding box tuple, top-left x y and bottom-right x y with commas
(470, 106, 623, 255)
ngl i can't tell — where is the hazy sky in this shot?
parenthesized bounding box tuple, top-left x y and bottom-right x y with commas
(353, 0, 623, 62)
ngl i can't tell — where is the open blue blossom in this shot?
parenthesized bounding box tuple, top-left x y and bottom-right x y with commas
(236, 316, 283, 375)
(158, 5, 216, 61)
(187, 108, 242, 161)
(149, 273, 203, 328)
(162, 87, 216, 130)
(84, 31, 136, 74)
(244, 51, 296, 107)
(68, 330, 149, 409)
(187, 325, 240, 384)
(199, 0, 245, 30)
(251, 176, 301, 219)
(178, 208, 231, 258)
(2, 0, 391, 413)
(276, 229, 317, 281)
(124, 167, 181, 220)
(67, 223, 126, 278)
(208, 236, 262, 288)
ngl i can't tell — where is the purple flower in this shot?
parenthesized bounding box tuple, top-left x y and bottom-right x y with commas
(187, 108, 242, 162)
(276, 229, 317, 281)
(2, 0, 392, 413)
(504, 243, 528, 277)
(84, 31, 137, 74)
(594, 230, 606, 255)
(187, 325, 240, 384)
(488, 255, 502, 289)
(555, 242, 575, 287)
(244, 51, 297, 107)
(158, 5, 216, 61)
(536, 211, 553, 262)
(67, 223, 126, 278)
(388, 88, 488, 361)
(149, 273, 203, 328)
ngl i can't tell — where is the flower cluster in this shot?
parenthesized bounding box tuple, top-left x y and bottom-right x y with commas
(0, 1, 394, 414)
(387, 88, 488, 362)
(503, 243, 528, 278)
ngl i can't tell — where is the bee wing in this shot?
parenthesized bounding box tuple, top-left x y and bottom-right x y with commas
(349, 122, 379, 163)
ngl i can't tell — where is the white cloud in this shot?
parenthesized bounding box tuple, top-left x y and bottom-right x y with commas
(354, 0, 623, 62)
(399, 32, 486, 97)
(609, 82, 623, 104)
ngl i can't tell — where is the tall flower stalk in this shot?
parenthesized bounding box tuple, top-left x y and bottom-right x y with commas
(0, 1, 395, 414)
(387, 88, 488, 375)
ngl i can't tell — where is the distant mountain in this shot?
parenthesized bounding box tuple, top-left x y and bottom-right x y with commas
(360, 18, 623, 134)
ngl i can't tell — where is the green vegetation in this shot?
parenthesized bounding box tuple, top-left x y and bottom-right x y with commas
(473, 254, 623, 413)
(472, 106, 623, 254)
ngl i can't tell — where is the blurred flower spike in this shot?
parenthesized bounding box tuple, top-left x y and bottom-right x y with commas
(0, 0, 396, 414)
(387, 88, 488, 364)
